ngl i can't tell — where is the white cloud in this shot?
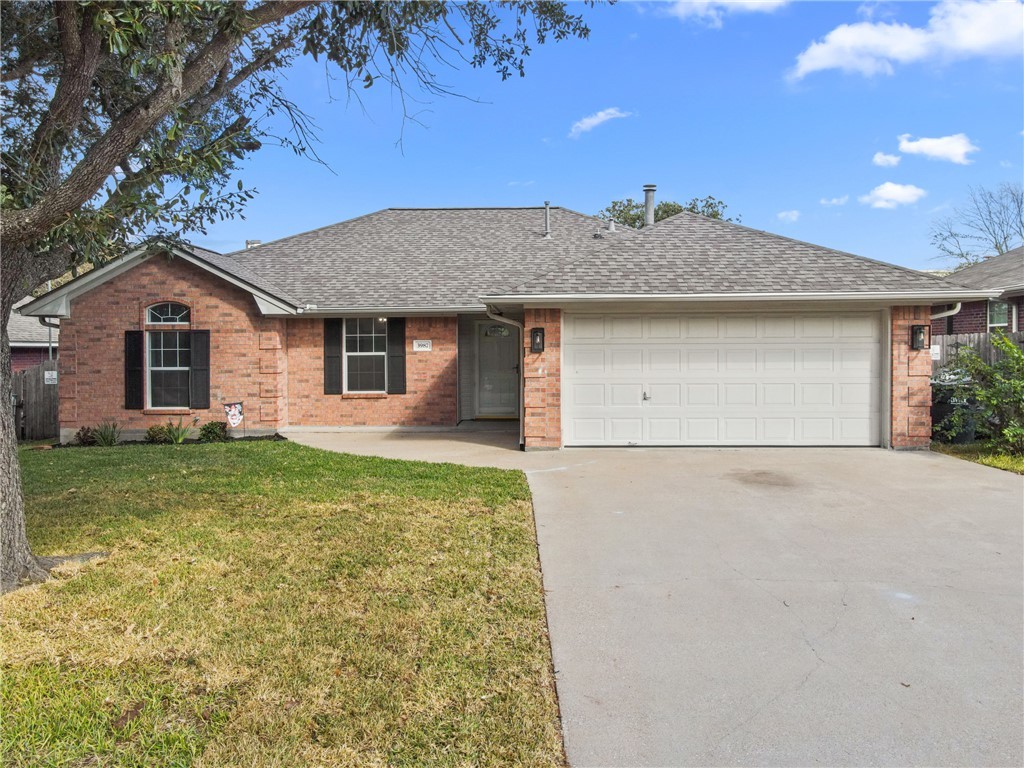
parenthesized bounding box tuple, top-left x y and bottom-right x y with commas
(568, 107, 633, 139)
(507, 180, 535, 187)
(897, 132, 979, 164)
(820, 195, 849, 206)
(667, 0, 789, 28)
(859, 182, 927, 209)
(790, 0, 1024, 80)
(776, 209, 801, 223)
(872, 151, 901, 167)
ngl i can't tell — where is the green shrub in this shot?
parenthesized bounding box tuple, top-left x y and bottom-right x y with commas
(198, 421, 229, 443)
(145, 425, 170, 444)
(943, 331, 1024, 455)
(93, 421, 122, 446)
(164, 417, 198, 445)
(73, 426, 96, 446)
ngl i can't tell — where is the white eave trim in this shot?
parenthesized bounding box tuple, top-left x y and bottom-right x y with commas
(296, 305, 485, 317)
(479, 290, 1002, 305)
(18, 245, 300, 318)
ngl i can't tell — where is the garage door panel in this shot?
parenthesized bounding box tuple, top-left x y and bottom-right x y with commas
(610, 316, 642, 339)
(609, 383, 643, 406)
(563, 312, 882, 447)
(610, 348, 643, 372)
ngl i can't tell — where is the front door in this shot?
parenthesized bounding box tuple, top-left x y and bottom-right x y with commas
(476, 321, 519, 417)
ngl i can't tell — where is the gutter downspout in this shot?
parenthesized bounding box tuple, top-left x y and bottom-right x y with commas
(485, 305, 526, 451)
(930, 302, 962, 321)
(37, 317, 59, 360)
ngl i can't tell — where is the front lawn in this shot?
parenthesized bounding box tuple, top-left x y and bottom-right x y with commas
(1, 442, 563, 767)
(932, 442, 1024, 474)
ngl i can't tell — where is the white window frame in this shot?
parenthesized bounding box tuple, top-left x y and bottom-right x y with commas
(145, 330, 192, 409)
(342, 318, 388, 393)
(147, 301, 191, 325)
(987, 300, 1010, 332)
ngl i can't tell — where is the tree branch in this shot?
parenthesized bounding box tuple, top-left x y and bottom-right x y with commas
(3, 1, 313, 248)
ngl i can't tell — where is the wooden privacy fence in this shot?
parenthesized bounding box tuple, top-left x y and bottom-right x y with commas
(931, 331, 1024, 375)
(11, 359, 59, 441)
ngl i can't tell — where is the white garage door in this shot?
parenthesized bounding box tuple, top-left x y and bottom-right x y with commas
(562, 312, 882, 446)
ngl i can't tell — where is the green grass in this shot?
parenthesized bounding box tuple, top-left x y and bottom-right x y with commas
(2, 441, 564, 767)
(932, 442, 1024, 474)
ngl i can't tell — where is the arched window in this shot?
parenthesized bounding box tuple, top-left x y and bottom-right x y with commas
(147, 302, 191, 324)
(144, 302, 197, 408)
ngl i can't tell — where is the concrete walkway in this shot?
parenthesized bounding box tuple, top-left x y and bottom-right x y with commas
(283, 428, 1024, 767)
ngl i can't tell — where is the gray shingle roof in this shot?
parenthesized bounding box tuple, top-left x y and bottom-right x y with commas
(224, 207, 634, 309)
(496, 212, 971, 296)
(184, 244, 304, 307)
(943, 246, 1024, 293)
(9, 297, 58, 345)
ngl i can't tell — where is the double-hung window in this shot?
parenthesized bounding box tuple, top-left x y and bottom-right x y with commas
(988, 300, 1010, 332)
(344, 318, 387, 392)
(323, 317, 405, 396)
(148, 330, 192, 407)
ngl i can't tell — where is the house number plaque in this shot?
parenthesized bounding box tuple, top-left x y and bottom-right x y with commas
(413, 340, 432, 352)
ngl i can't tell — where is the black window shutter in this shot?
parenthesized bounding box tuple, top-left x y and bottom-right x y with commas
(324, 319, 343, 394)
(386, 318, 406, 395)
(124, 331, 144, 410)
(190, 330, 211, 409)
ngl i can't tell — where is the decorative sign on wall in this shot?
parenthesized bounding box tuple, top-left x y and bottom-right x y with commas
(223, 402, 244, 427)
(43, 370, 58, 385)
(412, 340, 432, 352)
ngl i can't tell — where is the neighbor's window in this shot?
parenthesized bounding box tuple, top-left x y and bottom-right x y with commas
(988, 300, 1009, 331)
(147, 301, 191, 324)
(344, 317, 387, 392)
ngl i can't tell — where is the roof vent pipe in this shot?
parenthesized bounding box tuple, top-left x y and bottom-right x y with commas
(643, 184, 656, 227)
(543, 201, 551, 239)
(608, 219, 616, 233)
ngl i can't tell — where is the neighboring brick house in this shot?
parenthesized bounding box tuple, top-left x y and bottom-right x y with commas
(7, 297, 58, 372)
(931, 246, 1024, 336)
(20, 190, 993, 450)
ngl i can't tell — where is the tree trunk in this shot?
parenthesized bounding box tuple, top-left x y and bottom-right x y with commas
(1, 294, 48, 592)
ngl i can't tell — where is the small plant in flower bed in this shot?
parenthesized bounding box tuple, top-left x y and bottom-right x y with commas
(145, 425, 170, 444)
(73, 426, 96, 446)
(164, 417, 199, 445)
(198, 421, 230, 443)
(93, 421, 122, 447)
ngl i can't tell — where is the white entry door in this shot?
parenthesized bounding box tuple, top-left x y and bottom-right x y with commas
(476, 322, 519, 417)
(562, 312, 882, 446)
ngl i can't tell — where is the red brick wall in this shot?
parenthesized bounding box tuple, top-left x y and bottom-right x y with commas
(891, 306, 932, 449)
(523, 309, 561, 449)
(58, 253, 273, 438)
(11, 347, 51, 373)
(285, 316, 458, 427)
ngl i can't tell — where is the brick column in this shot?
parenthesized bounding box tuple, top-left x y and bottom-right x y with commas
(523, 308, 561, 450)
(257, 318, 288, 430)
(890, 306, 932, 449)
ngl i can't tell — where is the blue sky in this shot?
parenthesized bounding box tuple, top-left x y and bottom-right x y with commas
(196, 0, 1024, 271)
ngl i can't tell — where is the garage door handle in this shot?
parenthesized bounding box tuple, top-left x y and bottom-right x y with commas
(642, 391, 651, 401)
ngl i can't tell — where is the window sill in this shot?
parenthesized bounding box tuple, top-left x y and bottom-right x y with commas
(341, 393, 387, 399)
(144, 408, 191, 415)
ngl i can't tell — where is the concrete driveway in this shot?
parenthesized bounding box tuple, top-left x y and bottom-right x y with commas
(284, 429, 1024, 767)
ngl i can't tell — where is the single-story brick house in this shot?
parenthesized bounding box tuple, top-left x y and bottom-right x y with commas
(20, 190, 994, 449)
(8, 297, 58, 373)
(931, 246, 1023, 336)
